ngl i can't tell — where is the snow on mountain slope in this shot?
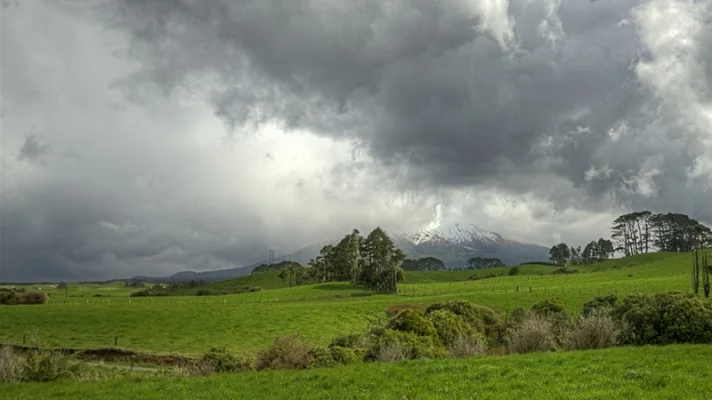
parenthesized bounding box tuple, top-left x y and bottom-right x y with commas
(395, 224, 503, 247)
(393, 223, 548, 268)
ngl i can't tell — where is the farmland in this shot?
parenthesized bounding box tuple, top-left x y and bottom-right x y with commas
(0, 252, 693, 354)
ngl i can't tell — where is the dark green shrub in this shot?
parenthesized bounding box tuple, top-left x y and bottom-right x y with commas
(255, 334, 313, 370)
(385, 303, 425, 317)
(196, 289, 218, 296)
(508, 266, 520, 276)
(583, 295, 618, 316)
(308, 346, 336, 368)
(328, 346, 360, 365)
(532, 297, 567, 317)
(426, 310, 475, 347)
(612, 292, 712, 345)
(386, 309, 437, 337)
(329, 334, 363, 349)
(425, 301, 505, 346)
(201, 347, 254, 372)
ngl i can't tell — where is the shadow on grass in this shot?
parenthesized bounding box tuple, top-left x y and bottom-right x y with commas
(311, 283, 366, 291)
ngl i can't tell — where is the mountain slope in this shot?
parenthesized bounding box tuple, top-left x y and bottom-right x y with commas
(393, 224, 549, 268)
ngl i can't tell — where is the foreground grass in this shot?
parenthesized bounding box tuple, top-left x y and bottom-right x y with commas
(0, 253, 697, 354)
(2, 345, 711, 399)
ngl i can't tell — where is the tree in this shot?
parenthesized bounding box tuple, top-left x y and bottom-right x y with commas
(549, 243, 570, 266)
(401, 257, 446, 271)
(359, 227, 405, 293)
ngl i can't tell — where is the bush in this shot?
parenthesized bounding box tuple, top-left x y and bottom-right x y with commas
(201, 348, 254, 372)
(505, 314, 557, 354)
(583, 295, 618, 316)
(386, 309, 438, 337)
(426, 310, 476, 347)
(329, 346, 360, 365)
(256, 334, 313, 371)
(385, 303, 425, 318)
(22, 349, 93, 382)
(447, 334, 486, 358)
(425, 301, 505, 347)
(531, 297, 567, 317)
(0, 347, 25, 383)
(612, 292, 712, 345)
(367, 329, 447, 361)
(508, 266, 520, 276)
(563, 310, 623, 350)
(0, 290, 49, 305)
(308, 347, 336, 368)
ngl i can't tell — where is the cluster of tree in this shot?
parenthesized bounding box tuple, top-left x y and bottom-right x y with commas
(278, 227, 405, 293)
(252, 261, 302, 274)
(466, 257, 504, 270)
(123, 280, 146, 288)
(401, 257, 446, 271)
(549, 238, 614, 266)
(613, 212, 712, 256)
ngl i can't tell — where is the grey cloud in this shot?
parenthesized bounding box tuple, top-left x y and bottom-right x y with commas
(18, 134, 50, 161)
(3, 0, 712, 281)
(91, 0, 707, 211)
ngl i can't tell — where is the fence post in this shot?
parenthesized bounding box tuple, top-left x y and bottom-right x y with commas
(114, 336, 118, 347)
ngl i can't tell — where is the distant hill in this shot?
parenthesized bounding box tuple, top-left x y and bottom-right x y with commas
(130, 225, 548, 283)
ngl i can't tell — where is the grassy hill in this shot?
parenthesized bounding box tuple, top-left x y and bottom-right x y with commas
(0, 251, 701, 355)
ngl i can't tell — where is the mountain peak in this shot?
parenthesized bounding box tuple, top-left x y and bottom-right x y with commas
(397, 223, 503, 246)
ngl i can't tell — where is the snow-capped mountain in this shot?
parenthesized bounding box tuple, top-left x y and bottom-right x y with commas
(393, 224, 548, 268)
(398, 224, 502, 246)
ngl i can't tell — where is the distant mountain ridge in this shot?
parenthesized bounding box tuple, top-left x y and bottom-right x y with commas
(130, 225, 548, 282)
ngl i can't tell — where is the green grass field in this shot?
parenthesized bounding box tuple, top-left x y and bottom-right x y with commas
(0, 252, 698, 355)
(2, 345, 711, 399)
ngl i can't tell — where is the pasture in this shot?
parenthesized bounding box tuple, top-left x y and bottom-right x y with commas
(0, 252, 694, 355)
(1, 345, 710, 399)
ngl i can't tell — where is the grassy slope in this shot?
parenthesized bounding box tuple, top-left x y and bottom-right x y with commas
(2, 345, 711, 399)
(0, 252, 699, 355)
(1, 282, 139, 298)
(168, 270, 288, 295)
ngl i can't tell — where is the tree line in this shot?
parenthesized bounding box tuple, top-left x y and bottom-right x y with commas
(612, 212, 711, 256)
(549, 211, 712, 266)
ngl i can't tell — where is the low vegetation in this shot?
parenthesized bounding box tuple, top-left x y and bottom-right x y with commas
(0, 289, 48, 306)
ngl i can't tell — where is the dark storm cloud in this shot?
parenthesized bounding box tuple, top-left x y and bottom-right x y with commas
(18, 134, 51, 161)
(3, 0, 712, 281)
(91, 0, 712, 217)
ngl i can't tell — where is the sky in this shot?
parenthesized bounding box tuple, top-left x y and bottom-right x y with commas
(1, 0, 711, 281)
